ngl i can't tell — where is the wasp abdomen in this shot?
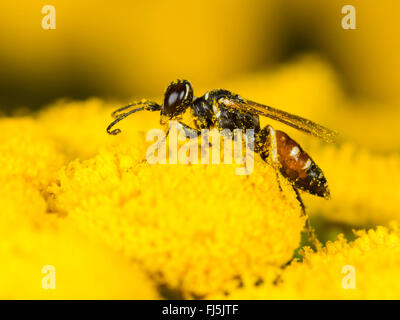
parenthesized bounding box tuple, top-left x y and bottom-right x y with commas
(276, 130, 329, 198)
(274, 130, 329, 198)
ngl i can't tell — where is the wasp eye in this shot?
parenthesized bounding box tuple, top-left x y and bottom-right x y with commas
(164, 80, 193, 116)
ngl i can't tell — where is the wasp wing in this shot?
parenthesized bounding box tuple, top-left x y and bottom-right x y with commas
(218, 97, 338, 143)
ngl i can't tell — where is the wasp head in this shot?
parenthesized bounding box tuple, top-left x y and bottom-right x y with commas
(163, 80, 193, 118)
(107, 79, 194, 135)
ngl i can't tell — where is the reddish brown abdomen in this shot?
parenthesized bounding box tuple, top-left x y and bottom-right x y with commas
(275, 130, 330, 198)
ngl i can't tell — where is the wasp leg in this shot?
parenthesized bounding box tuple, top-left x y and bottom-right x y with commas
(293, 187, 322, 251)
(159, 128, 170, 147)
(146, 122, 198, 161)
(266, 126, 283, 191)
(256, 125, 322, 250)
(145, 127, 170, 162)
(175, 122, 209, 154)
(178, 123, 200, 138)
(256, 125, 283, 191)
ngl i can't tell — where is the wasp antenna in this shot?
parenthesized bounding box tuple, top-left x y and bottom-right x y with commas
(107, 107, 145, 135)
(107, 101, 162, 135)
(112, 100, 149, 119)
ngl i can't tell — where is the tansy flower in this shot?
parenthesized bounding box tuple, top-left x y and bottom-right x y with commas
(0, 217, 159, 299)
(49, 141, 305, 298)
(0, 117, 65, 189)
(0, 117, 157, 299)
(1, 55, 399, 299)
(217, 223, 400, 299)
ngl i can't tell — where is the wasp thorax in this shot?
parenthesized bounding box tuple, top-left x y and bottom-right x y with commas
(163, 80, 193, 117)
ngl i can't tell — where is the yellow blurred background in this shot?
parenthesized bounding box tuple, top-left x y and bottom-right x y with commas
(0, 0, 399, 111)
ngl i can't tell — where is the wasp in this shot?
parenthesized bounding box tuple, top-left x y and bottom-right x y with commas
(107, 79, 337, 201)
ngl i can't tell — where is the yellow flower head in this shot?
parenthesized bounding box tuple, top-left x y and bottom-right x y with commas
(0, 117, 65, 188)
(0, 114, 158, 299)
(220, 223, 400, 299)
(49, 135, 305, 297)
(2, 56, 399, 299)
